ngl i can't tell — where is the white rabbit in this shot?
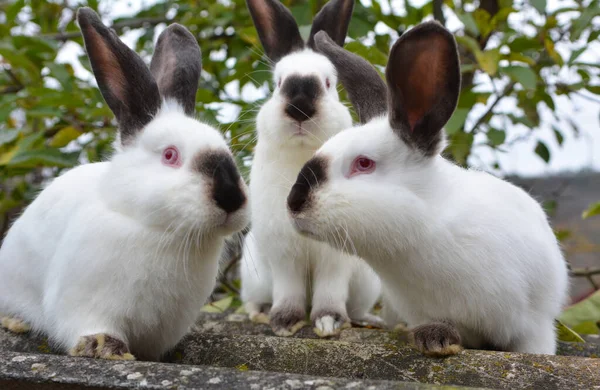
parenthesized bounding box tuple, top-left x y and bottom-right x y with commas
(240, 0, 381, 337)
(287, 23, 569, 355)
(0, 7, 249, 361)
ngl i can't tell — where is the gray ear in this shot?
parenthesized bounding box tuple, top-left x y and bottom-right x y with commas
(307, 0, 354, 50)
(386, 21, 460, 157)
(314, 31, 387, 123)
(150, 24, 201, 116)
(77, 7, 161, 145)
(246, 0, 304, 63)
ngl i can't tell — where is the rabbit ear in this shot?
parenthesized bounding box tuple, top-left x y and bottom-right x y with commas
(307, 0, 354, 50)
(314, 31, 387, 123)
(150, 24, 201, 116)
(386, 21, 460, 157)
(246, 0, 304, 63)
(77, 7, 161, 145)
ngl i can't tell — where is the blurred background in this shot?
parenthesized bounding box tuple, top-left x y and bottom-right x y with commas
(0, 0, 599, 334)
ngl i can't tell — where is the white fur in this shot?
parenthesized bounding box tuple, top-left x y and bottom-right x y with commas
(241, 49, 381, 333)
(290, 118, 569, 353)
(0, 107, 249, 360)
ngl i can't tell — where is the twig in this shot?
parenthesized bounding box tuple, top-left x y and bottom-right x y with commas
(571, 267, 600, 291)
(41, 17, 170, 42)
(469, 81, 515, 134)
(219, 253, 241, 295)
(433, 0, 446, 26)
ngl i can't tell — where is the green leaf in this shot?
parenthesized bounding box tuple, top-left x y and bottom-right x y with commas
(582, 202, 600, 219)
(555, 319, 585, 343)
(200, 296, 233, 313)
(552, 126, 564, 146)
(534, 141, 550, 163)
(456, 11, 480, 36)
(448, 131, 474, 166)
(568, 47, 587, 65)
(0, 129, 19, 146)
(586, 86, 600, 95)
(475, 49, 501, 75)
(50, 127, 81, 148)
(445, 108, 469, 135)
(530, 0, 547, 14)
(343, 41, 387, 67)
(502, 66, 537, 90)
(8, 149, 80, 168)
(487, 129, 506, 146)
(558, 291, 600, 334)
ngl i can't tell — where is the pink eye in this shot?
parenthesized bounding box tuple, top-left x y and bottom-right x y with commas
(349, 156, 375, 177)
(162, 146, 181, 167)
(326, 78, 331, 89)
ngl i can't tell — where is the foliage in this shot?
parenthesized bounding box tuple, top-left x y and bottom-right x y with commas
(0, 1, 599, 250)
(559, 290, 600, 335)
(582, 202, 600, 219)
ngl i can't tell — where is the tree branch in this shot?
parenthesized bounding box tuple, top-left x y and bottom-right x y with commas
(469, 81, 515, 134)
(571, 267, 600, 290)
(41, 17, 170, 42)
(433, 0, 446, 26)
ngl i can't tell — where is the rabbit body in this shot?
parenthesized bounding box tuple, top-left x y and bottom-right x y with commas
(288, 24, 569, 354)
(0, 142, 220, 360)
(241, 51, 381, 336)
(240, 0, 381, 336)
(323, 121, 567, 353)
(0, 9, 249, 360)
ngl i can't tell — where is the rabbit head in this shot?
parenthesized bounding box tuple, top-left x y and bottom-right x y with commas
(286, 22, 460, 252)
(247, 0, 355, 149)
(77, 8, 248, 236)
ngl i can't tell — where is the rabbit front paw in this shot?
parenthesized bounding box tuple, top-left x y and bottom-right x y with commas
(70, 333, 135, 361)
(245, 302, 271, 325)
(1, 316, 31, 334)
(269, 306, 306, 337)
(411, 321, 463, 357)
(312, 310, 351, 337)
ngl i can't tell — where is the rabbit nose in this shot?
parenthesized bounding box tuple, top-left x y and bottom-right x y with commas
(196, 151, 246, 214)
(213, 160, 246, 214)
(285, 99, 316, 122)
(280, 75, 321, 123)
(287, 156, 328, 214)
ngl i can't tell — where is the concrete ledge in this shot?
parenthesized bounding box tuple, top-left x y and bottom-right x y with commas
(1, 313, 599, 389)
(0, 350, 478, 390)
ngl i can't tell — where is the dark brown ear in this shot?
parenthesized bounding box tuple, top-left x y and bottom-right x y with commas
(307, 0, 354, 50)
(77, 7, 161, 145)
(386, 21, 460, 157)
(246, 0, 304, 63)
(150, 24, 201, 116)
(314, 31, 387, 123)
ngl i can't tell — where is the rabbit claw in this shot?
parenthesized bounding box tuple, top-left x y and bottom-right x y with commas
(70, 333, 135, 361)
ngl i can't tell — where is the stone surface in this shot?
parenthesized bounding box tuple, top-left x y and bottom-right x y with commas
(2, 312, 599, 389)
(0, 350, 478, 389)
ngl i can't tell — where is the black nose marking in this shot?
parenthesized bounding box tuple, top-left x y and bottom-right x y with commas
(196, 151, 246, 213)
(287, 156, 328, 214)
(281, 75, 322, 122)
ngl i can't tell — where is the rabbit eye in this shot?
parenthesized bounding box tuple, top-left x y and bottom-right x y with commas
(349, 156, 375, 177)
(326, 78, 331, 89)
(277, 78, 282, 88)
(162, 146, 181, 168)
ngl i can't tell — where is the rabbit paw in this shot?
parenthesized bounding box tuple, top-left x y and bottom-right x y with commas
(70, 333, 135, 361)
(350, 313, 386, 329)
(312, 311, 351, 337)
(1, 316, 31, 333)
(411, 321, 463, 357)
(245, 302, 271, 325)
(269, 306, 306, 337)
